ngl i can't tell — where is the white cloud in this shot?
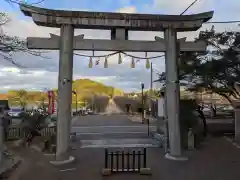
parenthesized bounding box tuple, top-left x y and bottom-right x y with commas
(117, 6, 137, 13)
(152, 0, 214, 14)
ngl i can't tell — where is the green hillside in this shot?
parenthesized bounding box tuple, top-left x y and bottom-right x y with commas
(5, 78, 124, 106)
(72, 79, 124, 98)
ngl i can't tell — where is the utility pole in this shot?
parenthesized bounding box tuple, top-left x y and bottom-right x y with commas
(150, 62, 153, 116)
(140, 82, 144, 123)
(72, 90, 77, 114)
(92, 95, 95, 112)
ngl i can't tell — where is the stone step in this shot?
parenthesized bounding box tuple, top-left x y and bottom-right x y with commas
(80, 138, 161, 148)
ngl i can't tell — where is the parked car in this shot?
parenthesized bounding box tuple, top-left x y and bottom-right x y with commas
(8, 108, 24, 118)
(44, 114, 57, 127)
(87, 109, 94, 115)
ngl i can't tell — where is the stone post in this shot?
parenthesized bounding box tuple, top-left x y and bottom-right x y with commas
(56, 25, 74, 161)
(233, 101, 240, 144)
(164, 27, 185, 160)
(0, 113, 3, 162)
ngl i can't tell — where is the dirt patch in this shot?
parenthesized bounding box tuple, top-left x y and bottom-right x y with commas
(5, 146, 61, 180)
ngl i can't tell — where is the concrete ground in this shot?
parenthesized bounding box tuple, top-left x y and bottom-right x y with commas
(5, 114, 239, 180)
(6, 136, 240, 180)
(72, 114, 143, 126)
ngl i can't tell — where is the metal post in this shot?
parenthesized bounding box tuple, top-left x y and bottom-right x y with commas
(116, 151, 119, 171)
(75, 93, 78, 114)
(56, 24, 74, 161)
(105, 149, 108, 168)
(137, 150, 141, 171)
(141, 83, 144, 123)
(132, 150, 135, 171)
(164, 27, 182, 158)
(111, 152, 114, 171)
(150, 62, 153, 116)
(143, 148, 146, 168)
(147, 119, 150, 136)
(127, 151, 130, 170)
(121, 150, 124, 171)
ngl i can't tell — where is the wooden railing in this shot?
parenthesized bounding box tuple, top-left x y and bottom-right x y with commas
(7, 126, 56, 140)
(104, 148, 147, 173)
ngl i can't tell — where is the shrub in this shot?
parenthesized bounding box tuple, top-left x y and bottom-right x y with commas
(179, 99, 204, 149)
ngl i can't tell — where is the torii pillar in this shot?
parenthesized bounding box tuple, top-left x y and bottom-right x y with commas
(19, 4, 213, 162)
(164, 28, 182, 159)
(56, 25, 74, 161)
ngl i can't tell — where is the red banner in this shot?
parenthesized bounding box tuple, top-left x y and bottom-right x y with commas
(47, 91, 55, 114)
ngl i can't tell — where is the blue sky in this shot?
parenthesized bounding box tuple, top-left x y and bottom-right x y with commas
(0, 0, 239, 92)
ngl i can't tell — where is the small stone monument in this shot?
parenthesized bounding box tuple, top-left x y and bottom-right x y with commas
(0, 110, 3, 162)
(187, 128, 195, 150)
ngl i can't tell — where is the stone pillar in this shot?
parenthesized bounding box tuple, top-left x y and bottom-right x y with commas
(56, 24, 74, 161)
(164, 27, 183, 159)
(233, 101, 240, 144)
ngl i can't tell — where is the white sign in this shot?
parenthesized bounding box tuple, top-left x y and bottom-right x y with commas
(158, 98, 165, 117)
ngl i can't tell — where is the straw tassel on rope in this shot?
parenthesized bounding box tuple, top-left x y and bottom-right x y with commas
(88, 56, 93, 68)
(131, 57, 135, 68)
(104, 56, 108, 68)
(145, 52, 150, 69)
(118, 53, 122, 64)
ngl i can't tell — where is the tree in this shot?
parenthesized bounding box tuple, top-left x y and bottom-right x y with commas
(185, 28, 240, 104)
(7, 90, 18, 105)
(39, 92, 47, 108)
(16, 89, 28, 109)
(155, 27, 240, 104)
(0, 0, 47, 68)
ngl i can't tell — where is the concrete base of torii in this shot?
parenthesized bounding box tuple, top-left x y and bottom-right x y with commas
(50, 156, 75, 166)
(164, 153, 188, 161)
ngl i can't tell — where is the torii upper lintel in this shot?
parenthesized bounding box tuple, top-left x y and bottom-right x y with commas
(20, 4, 213, 31)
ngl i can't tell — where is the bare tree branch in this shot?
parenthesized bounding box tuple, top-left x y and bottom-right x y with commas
(4, 0, 44, 6)
(0, 0, 48, 68)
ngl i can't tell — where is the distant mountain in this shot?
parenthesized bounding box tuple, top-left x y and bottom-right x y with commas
(72, 79, 124, 98)
(0, 79, 125, 105)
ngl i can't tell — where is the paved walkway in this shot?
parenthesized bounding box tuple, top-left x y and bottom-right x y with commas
(7, 136, 240, 180)
(71, 114, 156, 148)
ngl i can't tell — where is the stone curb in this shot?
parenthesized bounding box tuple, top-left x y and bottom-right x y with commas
(140, 168, 152, 175)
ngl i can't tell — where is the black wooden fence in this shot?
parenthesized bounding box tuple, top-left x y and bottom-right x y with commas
(104, 148, 147, 173)
(7, 126, 56, 140)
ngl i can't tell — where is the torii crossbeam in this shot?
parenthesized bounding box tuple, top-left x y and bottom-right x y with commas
(20, 4, 213, 163)
(27, 33, 206, 52)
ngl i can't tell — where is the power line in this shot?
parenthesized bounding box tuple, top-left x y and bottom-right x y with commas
(179, 0, 240, 24)
(180, 0, 199, 15)
(204, 20, 240, 24)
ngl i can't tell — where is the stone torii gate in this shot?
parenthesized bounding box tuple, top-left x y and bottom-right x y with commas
(20, 4, 213, 162)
